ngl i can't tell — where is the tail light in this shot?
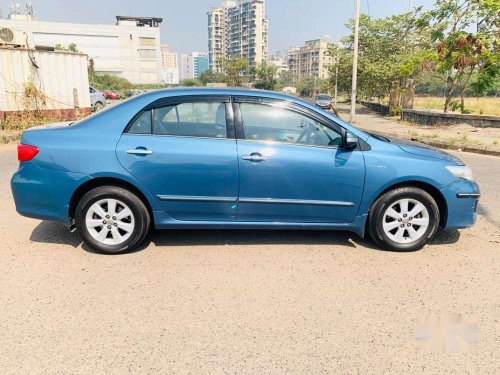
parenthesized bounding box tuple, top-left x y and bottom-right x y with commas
(18, 144, 39, 162)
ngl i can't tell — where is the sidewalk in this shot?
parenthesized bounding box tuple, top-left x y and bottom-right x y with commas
(335, 103, 500, 156)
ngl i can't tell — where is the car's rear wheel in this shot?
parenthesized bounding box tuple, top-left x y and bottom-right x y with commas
(368, 187, 440, 252)
(94, 102, 104, 112)
(75, 186, 150, 254)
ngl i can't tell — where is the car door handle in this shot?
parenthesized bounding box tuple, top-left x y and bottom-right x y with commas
(242, 153, 266, 162)
(126, 148, 153, 155)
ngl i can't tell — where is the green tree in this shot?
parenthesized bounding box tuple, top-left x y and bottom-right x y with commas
(222, 56, 249, 87)
(179, 78, 201, 87)
(418, 0, 499, 113)
(91, 74, 132, 92)
(277, 70, 295, 89)
(296, 77, 317, 97)
(253, 63, 278, 90)
(54, 43, 79, 52)
(329, 10, 431, 113)
(199, 70, 228, 86)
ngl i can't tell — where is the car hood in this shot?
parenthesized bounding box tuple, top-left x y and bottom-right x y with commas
(384, 135, 464, 165)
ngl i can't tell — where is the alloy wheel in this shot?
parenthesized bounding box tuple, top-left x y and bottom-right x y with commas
(382, 198, 429, 244)
(85, 198, 135, 246)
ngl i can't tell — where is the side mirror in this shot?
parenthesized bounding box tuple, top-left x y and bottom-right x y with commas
(341, 129, 359, 149)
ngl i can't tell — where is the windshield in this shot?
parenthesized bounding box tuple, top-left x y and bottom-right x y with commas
(317, 95, 330, 100)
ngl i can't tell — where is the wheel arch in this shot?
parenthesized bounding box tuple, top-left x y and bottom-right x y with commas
(69, 177, 155, 228)
(368, 180, 448, 228)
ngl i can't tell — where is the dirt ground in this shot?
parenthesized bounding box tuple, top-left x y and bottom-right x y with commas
(336, 104, 500, 147)
(0, 143, 499, 374)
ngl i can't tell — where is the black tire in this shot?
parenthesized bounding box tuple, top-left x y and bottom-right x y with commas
(75, 186, 150, 254)
(367, 187, 440, 252)
(94, 102, 104, 112)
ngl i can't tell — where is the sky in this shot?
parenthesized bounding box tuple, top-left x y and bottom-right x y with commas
(2, 0, 436, 54)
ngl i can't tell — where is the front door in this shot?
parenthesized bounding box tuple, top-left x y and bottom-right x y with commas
(116, 97, 238, 221)
(235, 100, 365, 223)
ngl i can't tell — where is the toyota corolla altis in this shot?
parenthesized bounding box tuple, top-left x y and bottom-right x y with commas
(11, 88, 480, 254)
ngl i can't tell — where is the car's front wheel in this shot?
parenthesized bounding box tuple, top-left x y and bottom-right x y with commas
(368, 187, 440, 251)
(75, 186, 150, 254)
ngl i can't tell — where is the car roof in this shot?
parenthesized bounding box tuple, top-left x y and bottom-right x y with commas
(139, 87, 300, 102)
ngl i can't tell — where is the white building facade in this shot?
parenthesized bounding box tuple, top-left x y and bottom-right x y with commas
(0, 15, 163, 84)
(179, 52, 209, 81)
(288, 39, 334, 81)
(160, 44, 179, 85)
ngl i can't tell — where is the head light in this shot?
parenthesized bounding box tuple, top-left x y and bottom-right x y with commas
(445, 165, 474, 181)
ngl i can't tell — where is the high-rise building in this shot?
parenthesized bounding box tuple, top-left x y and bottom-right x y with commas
(288, 39, 334, 81)
(180, 52, 209, 80)
(160, 45, 179, 84)
(0, 13, 163, 84)
(208, 0, 268, 73)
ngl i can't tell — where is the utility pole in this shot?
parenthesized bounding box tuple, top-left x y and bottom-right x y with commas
(334, 35, 340, 107)
(350, 0, 361, 123)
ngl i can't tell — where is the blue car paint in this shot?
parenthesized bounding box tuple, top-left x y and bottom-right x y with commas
(116, 134, 239, 221)
(236, 140, 365, 223)
(11, 88, 479, 236)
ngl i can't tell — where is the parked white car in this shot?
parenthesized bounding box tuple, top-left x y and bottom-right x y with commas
(89, 86, 106, 112)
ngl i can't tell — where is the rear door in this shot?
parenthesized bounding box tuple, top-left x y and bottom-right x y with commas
(234, 97, 365, 223)
(116, 95, 239, 221)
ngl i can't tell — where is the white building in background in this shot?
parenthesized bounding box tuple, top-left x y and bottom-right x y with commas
(288, 39, 334, 81)
(160, 45, 179, 85)
(269, 51, 289, 77)
(0, 13, 163, 84)
(179, 52, 209, 81)
(208, 0, 268, 72)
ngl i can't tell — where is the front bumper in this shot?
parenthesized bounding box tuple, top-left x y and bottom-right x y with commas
(316, 103, 331, 109)
(11, 161, 91, 226)
(440, 178, 480, 229)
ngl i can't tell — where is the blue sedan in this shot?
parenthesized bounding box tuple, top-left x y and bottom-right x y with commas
(11, 88, 480, 254)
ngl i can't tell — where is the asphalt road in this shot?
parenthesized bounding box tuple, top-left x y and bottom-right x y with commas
(0, 143, 499, 374)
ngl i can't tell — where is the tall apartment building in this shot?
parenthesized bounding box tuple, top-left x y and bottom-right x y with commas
(208, 0, 268, 73)
(180, 52, 209, 81)
(0, 13, 163, 84)
(288, 39, 334, 81)
(160, 45, 179, 84)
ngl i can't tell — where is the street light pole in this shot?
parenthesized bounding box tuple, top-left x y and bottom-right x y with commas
(350, 0, 361, 123)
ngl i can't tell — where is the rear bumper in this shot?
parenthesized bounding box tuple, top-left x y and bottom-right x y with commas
(11, 162, 91, 226)
(441, 179, 480, 229)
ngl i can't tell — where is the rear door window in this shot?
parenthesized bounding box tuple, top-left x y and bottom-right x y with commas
(153, 102, 227, 138)
(128, 111, 152, 134)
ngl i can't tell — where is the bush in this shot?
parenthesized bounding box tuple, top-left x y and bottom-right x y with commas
(91, 74, 132, 92)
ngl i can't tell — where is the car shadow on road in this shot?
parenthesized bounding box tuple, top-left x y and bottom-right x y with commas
(429, 229, 461, 245)
(30, 221, 381, 253)
(29, 221, 461, 254)
(30, 220, 82, 248)
(146, 229, 378, 250)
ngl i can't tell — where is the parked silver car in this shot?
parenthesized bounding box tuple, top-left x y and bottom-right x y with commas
(315, 94, 332, 110)
(89, 86, 106, 112)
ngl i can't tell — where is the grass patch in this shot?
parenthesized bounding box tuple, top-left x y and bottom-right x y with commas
(413, 97, 500, 116)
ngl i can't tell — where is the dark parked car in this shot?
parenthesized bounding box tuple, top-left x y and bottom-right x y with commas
(11, 88, 479, 254)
